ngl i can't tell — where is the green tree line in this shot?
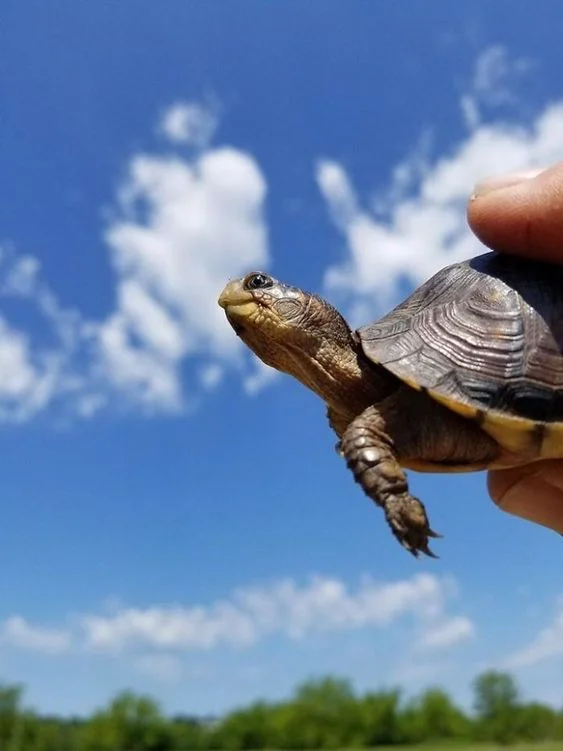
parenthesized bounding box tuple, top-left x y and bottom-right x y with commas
(0, 670, 561, 750)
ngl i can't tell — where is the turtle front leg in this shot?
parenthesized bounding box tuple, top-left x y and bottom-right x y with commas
(341, 404, 440, 558)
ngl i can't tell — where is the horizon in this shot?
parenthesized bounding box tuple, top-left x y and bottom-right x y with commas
(1, 0, 563, 717)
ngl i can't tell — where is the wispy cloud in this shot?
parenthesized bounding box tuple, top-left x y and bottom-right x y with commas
(0, 616, 72, 654)
(461, 46, 532, 129)
(504, 597, 563, 669)
(417, 615, 475, 651)
(158, 100, 219, 148)
(243, 356, 278, 395)
(316, 47, 563, 325)
(0, 248, 82, 423)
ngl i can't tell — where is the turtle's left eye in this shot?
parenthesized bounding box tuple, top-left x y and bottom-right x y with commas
(244, 272, 273, 290)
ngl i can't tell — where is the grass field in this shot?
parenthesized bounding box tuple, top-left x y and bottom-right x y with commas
(358, 745, 563, 751)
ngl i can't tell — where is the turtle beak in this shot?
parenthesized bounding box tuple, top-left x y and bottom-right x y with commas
(217, 280, 254, 310)
(218, 280, 259, 336)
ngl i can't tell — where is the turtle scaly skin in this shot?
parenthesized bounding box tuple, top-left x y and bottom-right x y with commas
(218, 254, 563, 558)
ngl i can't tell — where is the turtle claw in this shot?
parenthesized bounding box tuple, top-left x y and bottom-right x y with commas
(386, 493, 442, 559)
(420, 543, 440, 559)
(406, 546, 439, 560)
(401, 534, 440, 560)
(338, 409, 442, 559)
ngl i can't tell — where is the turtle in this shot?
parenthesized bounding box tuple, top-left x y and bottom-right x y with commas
(218, 251, 563, 558)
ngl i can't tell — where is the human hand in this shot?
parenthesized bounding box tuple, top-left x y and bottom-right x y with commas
(467, 162, 563, 534)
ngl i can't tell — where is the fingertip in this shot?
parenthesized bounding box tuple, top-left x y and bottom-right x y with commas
(468, 162, 563, 262)
(471, 169, 545, 200)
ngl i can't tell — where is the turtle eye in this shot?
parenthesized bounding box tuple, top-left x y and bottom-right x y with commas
(244, 272, 273, 291)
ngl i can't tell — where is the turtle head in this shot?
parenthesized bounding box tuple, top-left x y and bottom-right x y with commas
(218, 271, 353, 369)
(218, 271, 371, 408)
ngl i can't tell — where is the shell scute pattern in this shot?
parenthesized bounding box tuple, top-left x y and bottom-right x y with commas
(358, 253, 563, 432)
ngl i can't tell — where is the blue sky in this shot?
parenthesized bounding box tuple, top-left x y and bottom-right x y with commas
(1, 0, 563, 717)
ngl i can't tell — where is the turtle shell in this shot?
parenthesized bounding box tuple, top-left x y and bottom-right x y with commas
(357, 252, 563, 457)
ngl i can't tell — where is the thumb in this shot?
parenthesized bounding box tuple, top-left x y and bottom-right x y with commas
(488, 461, 563, 534)
(467, 162, 563, 263)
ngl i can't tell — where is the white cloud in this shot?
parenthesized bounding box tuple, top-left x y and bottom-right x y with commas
(317, 50, 563, 324)
(0, 100, 271, 421)
(460, 46, 532, 129)
(243, 357, 278, 395)
(0, 319, 50, 406)
(95, 310, 183, 412)
(96, 137, 269, 411)
(0, 248, 81, 423)
(2, 56, 563, 423)
(158, 101, 219, 148)
(0, 616, 71, 654)
(417, 615, 475, 651)
(0, 574, 472, 688)
(79, 572, 467, 652)
(504, 599, 563, 669)
(198, 363, 224, 391)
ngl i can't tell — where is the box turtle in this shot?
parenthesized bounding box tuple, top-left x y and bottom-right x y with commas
(218, 251, 563, 558)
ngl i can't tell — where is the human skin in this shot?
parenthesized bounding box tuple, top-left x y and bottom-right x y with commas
(467, 162, 563, 534)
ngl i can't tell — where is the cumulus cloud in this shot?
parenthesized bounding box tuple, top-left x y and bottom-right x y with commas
(78, 572, 471, 652)
(317, 48, 563, 324)
(93, 109, 271, 410)
(0, 100, 272, 420)
(0, 574, 472, 686)
(2, 48, 563, 423)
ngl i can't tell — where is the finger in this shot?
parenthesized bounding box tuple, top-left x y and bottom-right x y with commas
(488, 461, 563, 534)
(467, 162, 563, 263)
